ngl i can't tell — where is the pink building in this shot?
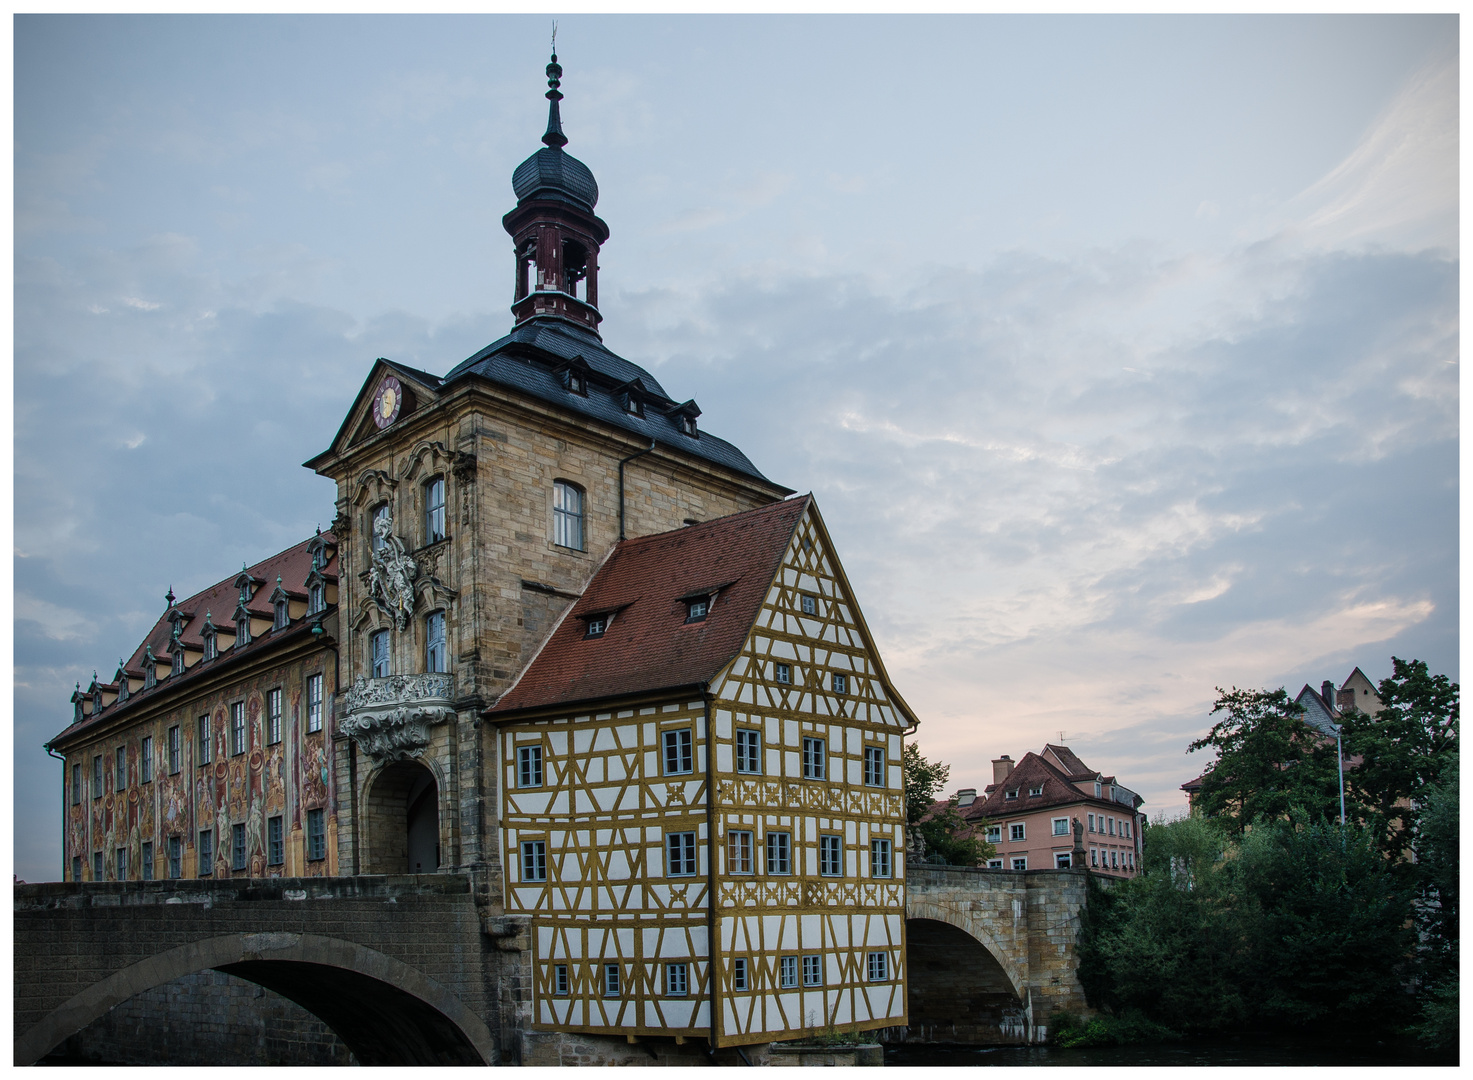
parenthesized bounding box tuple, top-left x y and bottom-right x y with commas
(955, 745, 1144, 877)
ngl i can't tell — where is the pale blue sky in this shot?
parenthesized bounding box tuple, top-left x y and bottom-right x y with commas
(14, 15, 1458, 881)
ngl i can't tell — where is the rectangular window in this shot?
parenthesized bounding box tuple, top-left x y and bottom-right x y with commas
(1055, 852, 1072, 869)
(727, 830, 753, 874)
(985, 824, 1002, 844)
(371, 503, 390, 553)
(426, 611, 447, 673)
(864, 746, 885, 787)
(1029, 783, 1044, 797)
(1111, 850, 1119, 868)
(801, 594, 817, 615)
(867, 952, 888, 981)
(521, 840, 547, 882)
(72, 855, 82, 882)
(266, 690, 282, 745)
(831, 672, 848, 694)
(774, 662, 791, 684)
(232, 823, 247, 871)
(802, 737, 826, 780)
(141, 841, 154, 881)
(307, 808, 326, 861)
(766, 832, 791, 875)
(553, 964, 569, 996)
(168, 836, 182, 879)
(199, 830, 213, 876)
(1109, 817, 1116, 836)
(117, 746, 128, 788)
(230, 702, 246, 756)
(93, 851, 104, 880)
(686, 597, 708, 622)
(987, 858, 1004, 869)
(584, 615, 606, 637)
(666, 962, 688, 997)
(197, 717, 211, 766)
(141, 736, 153, 783)
(553, 481, 584, 551)
(779, 956, 799, 989)
(1052, 817, 1069, 837)
(802, 955, 823, 987)
(116, 847, 127, 880)
(663, 728, 693, 775)
(268, 816, 284, 866)
(1012, 856, 1027, 871)
(871, 838, 892, 878)
(1091, 848, 1098, 867)
(425, 477, 446, 544)
(92, 755, 103, 799)
(732, 958, 749, 991)
(735, 729, 762, 774)
(71, 762, 81, 805)
(603, 964, 620, 998)
(1088, 813, 1095, 832)
(518, 745, 544, 788)
(1005, 788, 1018, 800)
(371, 629, 390, 678)
(667, 831, 698, 876)
(168, 726, 181, 774)
(307, 674, 323, 733)
(1010, 823, 1026, 842)
(819, 834, 843, 877)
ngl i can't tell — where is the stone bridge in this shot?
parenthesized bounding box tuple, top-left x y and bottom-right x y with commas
(15, 866, 1094, 1063)
(896, 865, 1093, 1045)
(12, 875, 508, 1066)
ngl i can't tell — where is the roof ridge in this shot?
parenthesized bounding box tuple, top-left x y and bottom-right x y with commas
(168, 532, 333, 612)
(614, 495, 810, 551)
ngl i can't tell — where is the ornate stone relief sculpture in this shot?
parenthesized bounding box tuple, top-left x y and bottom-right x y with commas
(368, 509, 419, 631)
(340, 673, 455, 764)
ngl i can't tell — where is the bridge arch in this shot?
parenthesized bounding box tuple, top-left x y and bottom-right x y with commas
(905, 897, 1026, 996)
(16, 931, 494, 1066)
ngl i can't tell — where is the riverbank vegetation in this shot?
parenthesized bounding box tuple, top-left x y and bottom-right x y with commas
(1075, 658, 1457, 1057)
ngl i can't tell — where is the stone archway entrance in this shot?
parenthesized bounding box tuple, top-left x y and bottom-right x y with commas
(365, 760, 439, 875)
(904, 917, 1028, 1044)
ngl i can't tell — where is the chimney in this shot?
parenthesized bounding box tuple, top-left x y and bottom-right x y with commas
(1322, 680, 1336, 711)
(1337, 687, 1356, 713)
(992, 756, 1014, 785)
(956, 788, 977, 807)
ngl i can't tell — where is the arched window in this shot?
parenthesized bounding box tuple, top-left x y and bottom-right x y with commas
(371, 503, 391, 555)
(553, 481, 584, 551)
(236, 617, 250, 650)
(425, 611, 447, 673)
(425, 477, 446, 544)
(172, 650, 185, 676)
(370, 629, 390, 679)
(202, 631, 217, 661)
(143, 647, 157, 690)
(274, 597, 289, 630)
(308, 583, 325, 614)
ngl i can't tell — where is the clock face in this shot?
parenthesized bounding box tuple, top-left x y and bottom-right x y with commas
(373, 376, 402, 429)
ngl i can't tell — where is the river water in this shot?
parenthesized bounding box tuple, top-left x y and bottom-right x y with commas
(884, 1036, 1452, 1067)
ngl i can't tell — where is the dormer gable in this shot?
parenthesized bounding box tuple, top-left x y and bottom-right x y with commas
(557, 354, 593, 396)
(668, 399, 702, 438)
(613, 377, 651, 417)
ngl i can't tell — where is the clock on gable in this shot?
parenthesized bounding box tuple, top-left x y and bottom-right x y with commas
(372, 375, 403, 429)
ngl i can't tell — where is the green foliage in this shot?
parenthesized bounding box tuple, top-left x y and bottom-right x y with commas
(902, 742, 995, 866)
(1188, 687, 1341, 830)
(1078, 813, 1416, 1038)
(1049, 1009, 1179, 1048)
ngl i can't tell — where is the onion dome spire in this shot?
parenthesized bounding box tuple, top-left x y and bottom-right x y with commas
(543, 51, 567, 149)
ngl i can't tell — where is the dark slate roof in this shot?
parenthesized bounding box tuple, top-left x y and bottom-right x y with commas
(491, 497, 810, 715)
(1294, 684, 1341, 738)
(965, 749, 1143, 821)
(443, 318, 787, 490)
(1042, 743, 1095, 779)
(512, 145, 599, 212)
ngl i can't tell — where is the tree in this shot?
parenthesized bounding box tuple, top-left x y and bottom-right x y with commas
(1187, 687, 1341, 831)
(902, 742, 995, 867)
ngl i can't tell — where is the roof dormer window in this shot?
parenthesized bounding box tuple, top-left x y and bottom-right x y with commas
(1029, 784, 1044, 797)
(566, 369, 586, 395)
(143, 646, 157, 689)
(309, 582, 325, 615)
(172, 650, 185, 676)
(116, 666, 129, 702)
(669, 400, 701, 438)
(236, 616, 251, 650)
(1005, 788, 1019, 800)
(203, 629, 217, 662)
(623, 394, 643, 417)
(585, 615, 607, 638)
(686, 598, 709, 623)
(274, 597, 289, 630)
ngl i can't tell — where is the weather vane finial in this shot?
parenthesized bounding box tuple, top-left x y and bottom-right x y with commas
(542, 27, 568, 149)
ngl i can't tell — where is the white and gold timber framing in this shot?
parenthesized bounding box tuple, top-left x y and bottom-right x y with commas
(493, 498, 913, 1048)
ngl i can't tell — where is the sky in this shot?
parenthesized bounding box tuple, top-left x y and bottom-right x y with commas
(13, 15, 1459, 882)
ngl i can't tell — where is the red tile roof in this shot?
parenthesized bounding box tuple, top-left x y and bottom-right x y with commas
(965, 748, 1141, 821)
(491, 497, 809, 715)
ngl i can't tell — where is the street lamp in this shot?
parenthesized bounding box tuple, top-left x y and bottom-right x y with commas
(1333, 723, 1346, 826)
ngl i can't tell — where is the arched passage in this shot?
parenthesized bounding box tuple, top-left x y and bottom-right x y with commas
(365, 759, 440, 874)
(904, 918, 1029, 1045)
(15, 932, 494, 1066)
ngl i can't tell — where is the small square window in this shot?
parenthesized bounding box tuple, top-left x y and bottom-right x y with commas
(1009, 823, 1026, 841)
(779, 955, 799, 989)
(801, 594, 817, 615)
(1052, 818, 1070, 837)
(1055, 852, 1073, 869)
(518, 745, 544, 788)
(1004, 788, 1018, 800)
(686, 598, 709, 622)
(1012, 856, 1028, 871)
(585, 615, 607, 638)
(667, 962, 689, 997)
(987, 858, 1004, 869)
(774, 662, 791, 684)
(802, 955, 823, 987)
(1029, 784, 1044, 797)
(554, 964, 570, 996)
(732, 957, 749, 991)
(831, 673, 848, 695)
(521, 840, 547, 881)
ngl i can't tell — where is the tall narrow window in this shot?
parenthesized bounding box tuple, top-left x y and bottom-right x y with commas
(425, 611, 447, 673)
(230, 702, 246, 756)
(802, 737, 826, 780)
(802, 955, 823, 987)
(779, 956, 798, 989)
(732, 958, 749, 991)
(663, 729, 693, 775)
(168, 836, 182, 879)
(71, 855, 82, 882)
(864, 746, 885, 787)
(92, 756, 102, 799)
(266, 689, 282, 745)
(871, 838, 892, 878)
(666, 962, 688, 997)
(521, 840, 547, 881)
(202, 631, 217, 661)
(309, 582, 325, 614)
(116, 746, 128, 788)
(274, 597, 289, 630)
(197, 717, 211, 765)
(232, 823, 247, 871)
(819, 834, 843, 877)
(604, 964, 621, 998)
(71, 762, 81, 805)
(307, 808, 326, 861)
(371, 630, 390, 678)
(236, 616, 250, 650)
(766, 831, 791, 875)
(518, 745, 544, 788)
(554, 965, 570, 996)
(268, 816, 284, 866)
(199, 830, 214, 876)
(553, 481, 584, 551)
(727, 830, 753, 874)
(168, 726, 181, 774)
(774, 662, 791, 685)
(371, 503, 390, 554)
(116, 847, 127, 880)
(94, 851, 104, 880)
(425, 477, 446, 544)
(141, 841, 153, 880)
(307, 674, 323, 733)
(667, 832, 698, 876)
(140, 737, 153, 783)
(831, 673, 848, 695)
(173, 649, 186, 675)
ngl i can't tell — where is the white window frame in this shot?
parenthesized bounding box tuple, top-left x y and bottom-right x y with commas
(802, 736, 826, 780)
(1055, 852, 1072, 869)
(985, 824, 1002, 844)
(871, 837, 892, 878)
(663, 728, 693, 775)
(1052, 817, 1069, 837)
(732, 957, 749, 991)
(864, 746, 885, 787)
(1011, 856, 1028, 871)
(306, 674, 323, 733)
(667, 831, 698, 876)
(425, 610, 447, 673)
(727, 830, 753, 874)
(425, 476, 446, 544)
(1009, 822, 1026, 842)
(819, 834, 843, 877)
(521, 840, 547, 882)
(518, 744, 544, 788)
(553, 481, 585, 551)
(735, 729, 762, 774)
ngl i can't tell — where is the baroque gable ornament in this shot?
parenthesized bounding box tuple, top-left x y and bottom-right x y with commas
(369, 508, 419, 631)
(340, 674, 455, 764)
